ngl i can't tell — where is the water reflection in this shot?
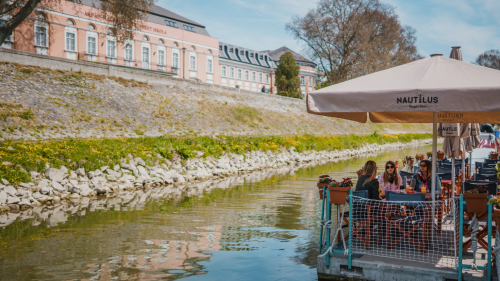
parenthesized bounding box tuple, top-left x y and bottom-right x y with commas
(0, 145, 432, 280)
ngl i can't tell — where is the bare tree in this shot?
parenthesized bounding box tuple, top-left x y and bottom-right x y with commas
(0, 0, 154, 46)
(475, 49, 500, 70)
(286, 0, 422, 85)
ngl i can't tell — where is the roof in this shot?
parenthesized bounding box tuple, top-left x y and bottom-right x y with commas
(263, 46, 315, 65)
(219, 42, 276, 69)
(79, 0, 210, 37)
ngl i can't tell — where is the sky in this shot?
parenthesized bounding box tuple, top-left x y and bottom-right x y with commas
(158, 0, 500, 64)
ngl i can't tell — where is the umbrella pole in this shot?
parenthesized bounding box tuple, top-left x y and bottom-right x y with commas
(452, 158, 455, 197)
(432, 112, 437, 246)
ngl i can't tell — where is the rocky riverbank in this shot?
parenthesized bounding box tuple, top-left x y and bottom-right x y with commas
(0, 138, 433, 225)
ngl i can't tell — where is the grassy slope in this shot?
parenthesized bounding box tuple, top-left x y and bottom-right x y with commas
(0, 133, 432, 185)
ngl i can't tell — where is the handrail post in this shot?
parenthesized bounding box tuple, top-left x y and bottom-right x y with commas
(458, 194, 464, 281)
(326, 187, 331, 267)
(487, 200, 492, 281)
(348, 189, 353, 270)
(319, 187, 326, 254)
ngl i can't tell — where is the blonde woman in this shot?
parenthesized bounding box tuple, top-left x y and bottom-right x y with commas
(355, 160, 381, 200)
(378, 161, 402, 195)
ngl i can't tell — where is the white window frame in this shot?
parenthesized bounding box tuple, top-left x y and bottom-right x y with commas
(65, 31, 76, 52)
(229, 67, 235, 79)
(173, 53, 179, 68)
(252, 72, 256, 82)
(106, 39, 116, 58)
(221, 66, 227, 77)
(245, 70, 249, 81)
(309, 76, 313, 87)
(87, 36, 96, 55)
(266, 74, 269, 84)
(142, 47, 150, 63)
(238, 69, 242, 80)
(35, 25, 47, 47)
(125, 44, 133, 61)
(207, 58, 213, 73)
(189, 55, 196, 70)
(259, 73, 263, 83)
(300, 75, 305, 85)
(158, 49, 165, 66)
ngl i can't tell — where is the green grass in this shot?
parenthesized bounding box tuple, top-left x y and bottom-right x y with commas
(0, 132, 431, 185)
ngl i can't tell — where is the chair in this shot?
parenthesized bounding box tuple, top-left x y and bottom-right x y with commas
(463, 181, 498, 196)
(480, 167, 497, 175)
(353, 190, 369, 198)
(443, 163, 461, 175)
(439, 173, 452, 180)
(473, 173, 497, 181)
(351, 195, 386, 250)
(401, 176, 407, 189)
(475, 162, 483, 170)
(399, 171, 415, 180)
(385, 193, 430, 252)
(484, 159, 498, 165)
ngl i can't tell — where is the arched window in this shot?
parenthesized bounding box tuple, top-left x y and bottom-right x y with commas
(173, 42, 178, 47)
(88, 24, 95, 30)
(190, 46, 195, 51)
(207, 50, 212, 54)
(66, 19, 74, 25)
(158, 39, 164, 44)
(107, 29, 113, 35)
(142, 36, 149, 41)
(36, 13, 45, 20)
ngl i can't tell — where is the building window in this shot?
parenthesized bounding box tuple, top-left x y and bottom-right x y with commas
(158, 50, 165, 66)
(158, 39, 164, 44)
(189, 55, 196, 70)
(252, 72, 256, 82)
(87, 37, 96, 55)
(165, 20, 178, 28)
(66, 32, 75, 51)
(66, 19, 74, 25)
(221, 66, 227, 77)
(125, 44, 133, 61)
(173, 42, 178, 47)
(259, 73, 263, 83)
(142, 36, 148, 41)
(245, 70, 249, 81)
(309, 76, 313, 87)
(190, 46, 195, 51)
(183, 25, 196, 32)
(0, 20, 12, 42)
(207, 58, 213, 73)
(266, 74, 269, 84)
(207, 50, 212, 54)
(142, 47, 149, 62)
(238, 69, 242, 80)
(229, 67, 234, 79)
(300, 76, 305, 85)
(107, 40, 116, 58)
(35, 26, 47, 46)
(88, 24, 95, 30)
(173, 53, 179, 68)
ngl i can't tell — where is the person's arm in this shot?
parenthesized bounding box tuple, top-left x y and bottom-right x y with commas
(434, 175, 442, 195)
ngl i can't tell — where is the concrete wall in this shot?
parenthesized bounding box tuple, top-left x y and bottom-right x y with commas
(0, 47, 304, 107)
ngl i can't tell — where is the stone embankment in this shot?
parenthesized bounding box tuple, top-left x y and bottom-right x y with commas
(0, 138, 432, 224)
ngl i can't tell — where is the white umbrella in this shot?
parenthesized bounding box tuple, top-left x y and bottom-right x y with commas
(307, 54, 500, 201)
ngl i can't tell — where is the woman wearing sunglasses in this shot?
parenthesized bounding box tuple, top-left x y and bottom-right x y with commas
(411, 160, 442, 196)
(378, 161, 402, 195)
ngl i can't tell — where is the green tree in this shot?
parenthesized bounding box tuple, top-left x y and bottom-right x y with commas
(275, 52, 301, 98)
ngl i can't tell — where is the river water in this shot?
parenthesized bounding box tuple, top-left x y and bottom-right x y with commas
(0, 145, 432, 281)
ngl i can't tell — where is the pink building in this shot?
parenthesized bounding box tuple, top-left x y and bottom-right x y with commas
(1, 0, 316, 96)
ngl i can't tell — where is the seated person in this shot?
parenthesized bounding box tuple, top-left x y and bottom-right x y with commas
(355, 160, 381, 200)
(378, 160, 402, 195)
(411, 160, 442, 195)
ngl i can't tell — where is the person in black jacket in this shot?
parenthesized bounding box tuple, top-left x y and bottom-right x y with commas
(355, 160, 381, 200)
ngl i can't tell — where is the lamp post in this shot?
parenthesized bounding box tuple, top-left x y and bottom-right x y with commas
(181, 47, 186, 79)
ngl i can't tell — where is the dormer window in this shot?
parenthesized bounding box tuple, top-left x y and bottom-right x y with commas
(240, 51, 244, 55)
(229, 48, 233, 53)
(219, 45, 222, 50)
(250, 53, 254, 58)
(165, 20, 178, 28)
(183, 25, 196, 32)
(260, 55, 263, 59)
